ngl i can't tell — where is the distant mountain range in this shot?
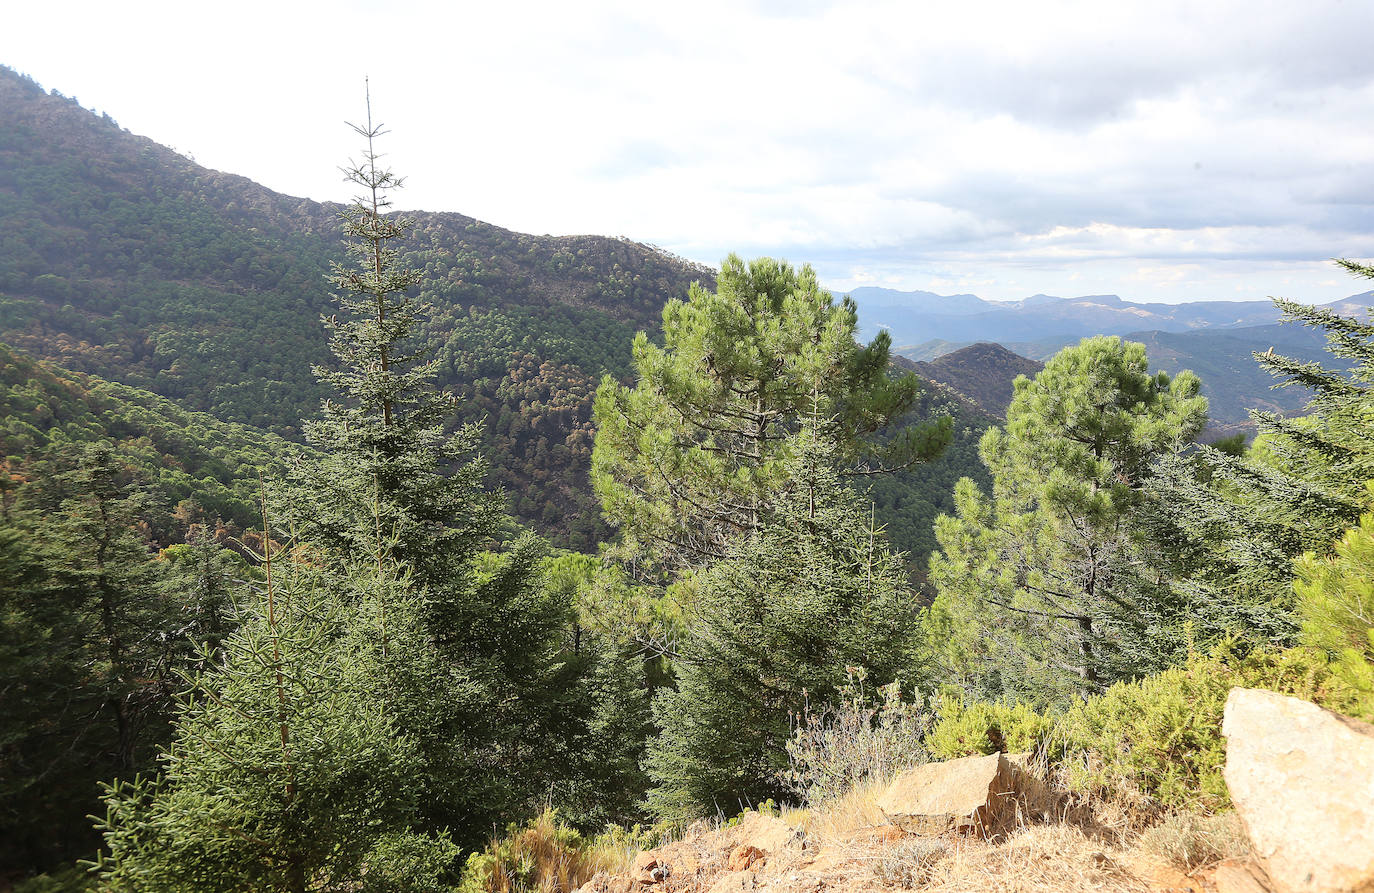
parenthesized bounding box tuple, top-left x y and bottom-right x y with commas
(849, 285, 1371, 346)
(848, 285, 1368, 427)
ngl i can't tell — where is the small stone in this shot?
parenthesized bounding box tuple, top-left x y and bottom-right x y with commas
(728, 845, 765, 872)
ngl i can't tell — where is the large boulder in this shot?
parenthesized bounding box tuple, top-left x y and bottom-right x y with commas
(875, 752, 1024, 837)
(1222, 687, 1374, 893)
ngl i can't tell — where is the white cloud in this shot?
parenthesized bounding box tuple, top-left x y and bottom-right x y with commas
(3, 0, 1373, 303)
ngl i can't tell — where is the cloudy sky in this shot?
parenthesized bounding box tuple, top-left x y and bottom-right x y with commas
(6, 0, 1374, 303)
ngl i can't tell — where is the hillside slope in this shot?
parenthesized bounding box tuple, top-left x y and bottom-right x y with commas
(0, 66, 712, 549)
(0, 341, 297, 540)
(910, 342, 1043, 419)
(0, 67, 984, 560)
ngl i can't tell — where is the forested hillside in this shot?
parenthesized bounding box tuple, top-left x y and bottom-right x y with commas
(908, 342, 1043, 418)
(0, 342, 298, 537)
(0, 66, 992, 559)
(0, 66, 709, 549)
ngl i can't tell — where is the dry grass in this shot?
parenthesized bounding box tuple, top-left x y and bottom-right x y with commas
(587, 759, 1252, 893)
(866, 837, 950, 887)
(465, 811, 631, 893)
(1134, 811, 1250, 873)
(798, 778, 891, 840)
(922, 825, 1150, 893)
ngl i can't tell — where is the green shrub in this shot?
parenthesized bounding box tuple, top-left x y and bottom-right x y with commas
(924, 694, 1053, 760)
(1055, 645, 1358, 812)
(1295, 504, 1374, 718)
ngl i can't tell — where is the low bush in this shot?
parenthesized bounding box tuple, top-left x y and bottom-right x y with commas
(924, 694, 1053, 760)
(1055, 645, 1357, 812)
(781, 674, 930, 807)
(1295, 505, 1374, 718)
(1136, 812, 1249, 872)
(457, 811, 642, 893)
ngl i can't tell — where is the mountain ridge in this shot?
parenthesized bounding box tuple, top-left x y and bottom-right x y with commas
(848, 283, 1372, 348)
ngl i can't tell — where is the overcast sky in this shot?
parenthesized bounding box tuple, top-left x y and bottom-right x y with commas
(7, 0, 1374, 303)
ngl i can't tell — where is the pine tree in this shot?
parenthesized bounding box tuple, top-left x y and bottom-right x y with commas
(645, 433, 920, 822)
(592, 254, 950, 574)
(41, 444, 180, 771)
(0, 512, 98, 870)
(293, 88, 500, 597)
(95, 516, 458, 893)
(282, 97, 595, 845)
(1143, 265, 1374, 648)
(926, 336, 1208, 704)
(157, 527, 247, 661)
(1, 445, 209, 871)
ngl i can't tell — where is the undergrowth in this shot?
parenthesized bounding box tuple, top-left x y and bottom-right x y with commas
(782, 671, 930, 807)
(1055, 643, 1360, 813)
(457, 811, 667, 893)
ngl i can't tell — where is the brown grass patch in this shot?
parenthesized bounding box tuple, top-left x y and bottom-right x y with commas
(922, 825, 1150, 893)
(1134, 811, 1250, 873)
(463, 810, 631, 893)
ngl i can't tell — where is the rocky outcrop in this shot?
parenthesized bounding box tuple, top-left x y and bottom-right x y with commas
(874, 751, 1029, 837)
(1222, 687, 1374, 893)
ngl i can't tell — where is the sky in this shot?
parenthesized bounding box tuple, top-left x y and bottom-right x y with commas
(6, 0, 1374, 304)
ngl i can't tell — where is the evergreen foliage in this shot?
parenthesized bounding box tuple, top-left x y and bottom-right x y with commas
(592, 254, 950, 573)
(278, 108, 629, 846)
(1054, 645, 1360, 813)
(1143, 270, 1374, 648)
(645, 436, 921, 822)
(1295, 498, 1374, 716)
(926, 336, 1208, 704)
(0, 444, 192, 871)
(293, 102, 499, 589)
(95, 532, 459, 893)
(923, 696, 1052, 760)
(0, 341, 297, 540)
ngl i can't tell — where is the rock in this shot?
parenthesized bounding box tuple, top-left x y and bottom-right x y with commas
(632, 853, 671, 886)
(1212, 861, 1274, 893)
(1137, 862, 1203, 893)
(875, 752, 1025, 837)
(731, 812, 803, 854)
(706, 872, 757, 893)
(1222, 687, 1374, 893)
(576, 872, 633, 893)
(728, 845, 766, 872)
